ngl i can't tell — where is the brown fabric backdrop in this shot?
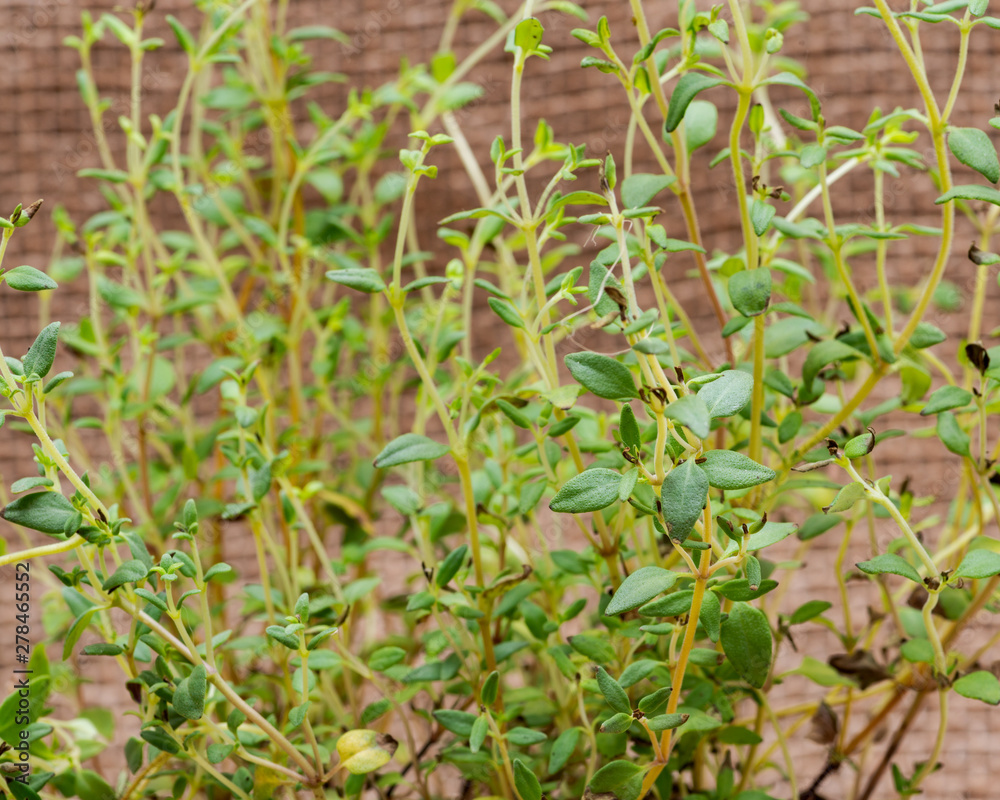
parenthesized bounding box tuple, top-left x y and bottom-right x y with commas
(1, 1, 998, 797)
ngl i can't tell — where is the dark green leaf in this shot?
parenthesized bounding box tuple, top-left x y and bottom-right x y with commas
(720, 602, 773, 688)
(595, 666, 631, 713)
(802, 339, 864, 388)
(645, 713, 689, 731)
(173, 665, 207, 720)
(750, 199, 776, 236)
(568, 634, 615, 663)
(619, 403, 641, 451)
(548, 727, 581, 775)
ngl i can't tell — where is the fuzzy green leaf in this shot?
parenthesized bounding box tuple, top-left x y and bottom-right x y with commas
(619, 403, 641, 451)
(2, 491, 79, 535)
(695, 370, 754, 418)
(595, 666, 631, 713)
(698, 450, 775, 490)
(22, 322, 60, 379)
(954, 549, 1000, 579)
(660, 459, 709, 541)
(728, 269, 772, 317)
(948, 127, 1000, 184)
(720, 602, 773, 688)
(936, 184, 1000, 206)
(3, 265, 58, 292)
(550, 468, 623, 514)
(565, 352, 638, 400)
(663, 394, 710, 439)
(605, 566, 678, 615)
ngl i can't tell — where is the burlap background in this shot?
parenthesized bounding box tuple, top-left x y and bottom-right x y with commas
(1, 0, 998, 797)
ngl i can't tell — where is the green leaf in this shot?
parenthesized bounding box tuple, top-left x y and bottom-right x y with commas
(920, 385, 972, 416)
(856, 553, 921, 583)
(620, 173, 676, 209)
(665, 73, 726, 132)
(496, 399, 532, 429)
(750, 199, 776, 236)
(823, 483, 867, 514)
(684, 100, 718, 152)
(720, 602, 772, 688)
(936, 184, 1000, 206)
(844, 429, 875, 459)
(954, 549, 1000, 579)
(507, 726, 548, 746)
(802, 339, 864, 389)
(102, 559, 149, 592)
(695, 370, 754, 418)
(948, 127, 1000, 183)
(514, 17, 544, 52)
(645, 713, 689, 731)
(698, 450, 776, 490)
(728, 269, 772, 317)
(550, 468, 623, 514)
(600, 711, 634, 733)
(325, 268, 386, 293)
(565, 352, 638, 400)
(469, 715, 489, 753)
(488, 297, 525, 329)
(22, 322, 60, 379)
(789, 600, 832, 625)
(761, 72, 821, 119)
(173, 665, 207, 720)
(2, 491, 79, 535)
(141, 727, 180, 755)
(369, 646, 407, 672)
(619, 403, 641, 451)
(82, 643, 123, 656)
(548, 727, 581, 775)
(663, 394, 710, 439)
(700, 590, 721, 642)
(373, 433, 450, 468)
(436, 544, 468, 587)
(605, 566, 678, 615)
(433, 709, 478, 736)
(660, 459, 709, 541)
(595, 666, 631, 713)
(513, 758, 542, 800)
(953, 670, 1000, 705)
(568, 634, 616, 663)
(207, 743, 234, 764)
(3, 265, 58, 292)
(589, 760, 644, 793)
(937, 411, 971, 457)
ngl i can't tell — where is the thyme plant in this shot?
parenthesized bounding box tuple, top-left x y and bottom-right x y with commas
(2, 1, 1000, 800)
